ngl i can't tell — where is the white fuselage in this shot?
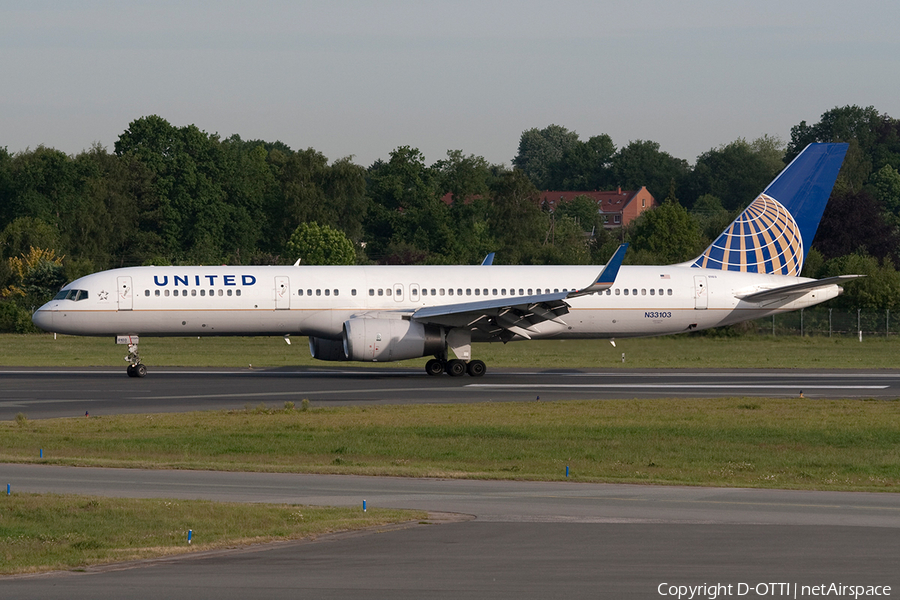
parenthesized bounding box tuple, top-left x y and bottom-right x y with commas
(33, 264, 840, 341)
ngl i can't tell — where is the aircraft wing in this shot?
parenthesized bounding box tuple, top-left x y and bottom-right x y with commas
(736, 275, 865, 303)
(412, 292, 570, 340)
(411, 244, 628, 340)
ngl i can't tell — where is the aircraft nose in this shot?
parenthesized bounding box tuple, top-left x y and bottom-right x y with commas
(32, 306, 54, 332)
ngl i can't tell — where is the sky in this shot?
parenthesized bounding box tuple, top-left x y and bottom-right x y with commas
(2, 0, 899, 168)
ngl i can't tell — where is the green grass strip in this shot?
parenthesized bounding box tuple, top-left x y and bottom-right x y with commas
(0, 492, 423, 575)
(2, 333, 900, 369)
(5, 399, 900, 492)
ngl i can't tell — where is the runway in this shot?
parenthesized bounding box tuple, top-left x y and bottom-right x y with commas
(2, 366, 899, 420)
(3, 464, 899, 598)
(3, 368, 899, 597)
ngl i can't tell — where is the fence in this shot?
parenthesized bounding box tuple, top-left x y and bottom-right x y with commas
(751, 308, 899, 337)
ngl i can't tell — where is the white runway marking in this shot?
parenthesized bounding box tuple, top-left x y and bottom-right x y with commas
(468, 384, 888, 390)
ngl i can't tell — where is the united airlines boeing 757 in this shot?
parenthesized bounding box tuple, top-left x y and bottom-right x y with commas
(33, 143, 858, 378)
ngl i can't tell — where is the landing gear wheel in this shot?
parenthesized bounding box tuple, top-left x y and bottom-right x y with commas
(425, 358, 445, 376)
(466, 360, 486, 377)
(126, 363, 147, 378)
(446, 359, 466, 377)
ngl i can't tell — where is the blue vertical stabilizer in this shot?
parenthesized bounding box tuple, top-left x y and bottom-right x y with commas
(690, 143, 848, 275)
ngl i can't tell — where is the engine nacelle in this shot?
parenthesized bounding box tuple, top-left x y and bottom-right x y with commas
(343, 317, 444, 362)
(308, 336, 349, 361)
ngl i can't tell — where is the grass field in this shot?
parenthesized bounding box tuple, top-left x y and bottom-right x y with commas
(0, 493, 423, 575)
(2, 332, 900, 369)
(5, 399, 899, 492)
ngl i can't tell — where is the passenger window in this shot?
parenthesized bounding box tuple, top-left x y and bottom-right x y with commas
(650, 289, 655, 295)
(164, 290, 170, 297)
(668, 289, 673, 295)
(236, 289, 241, 297)
(325, 289, 330, 296)
(334, 289, 339, 296)
(155, 290, 161, 297)
(352, 289, 357, 296)
(457, 289, 462, 296)
(386, 289, 392, 296)
(218, 289, 223, 296)
(658, 289, 663, 296)
(369, 289, 375, 296)
(632, 289, 638, 296)
(484, 289, 489, 296)
(493, 289, 498, 296)
(474, 289, 480, 296)
(466, 289, 472, 296)
(227, 289, 232, 296)
(448, 289, 454, 296)
(623, 289, 629, 296)
(439, 289, 445, 296)
(299, 289, 304, 296)
(192, 289, 197, 296)
(528, 289, 533, 295)
(642, 289, 646, 295)
(316, 289, 321, 296)
(518, 289, 524, 295)
(200, 289, 205, 297)
(615, 289, 620, 295)
(422, 289, 428, 296)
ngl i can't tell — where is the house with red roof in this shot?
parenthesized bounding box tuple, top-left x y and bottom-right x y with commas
(440, 186, 655, 229)
(538, 187, 655, 229)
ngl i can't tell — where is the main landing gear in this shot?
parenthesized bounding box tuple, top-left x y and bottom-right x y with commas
(425, 358, 486, 378)
(125, 342, 147, 378)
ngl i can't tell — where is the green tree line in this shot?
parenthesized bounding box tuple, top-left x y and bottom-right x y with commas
(2, 105, 900, 332)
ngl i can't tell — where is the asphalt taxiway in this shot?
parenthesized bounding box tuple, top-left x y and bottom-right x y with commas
(2, 366, 899, 420)
(3, 465, 899, 599)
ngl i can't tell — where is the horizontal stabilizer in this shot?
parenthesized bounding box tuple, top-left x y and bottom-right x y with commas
(736, 275, 865, 303)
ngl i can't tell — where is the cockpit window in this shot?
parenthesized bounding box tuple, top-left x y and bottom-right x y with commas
(53, 289, 89, 301)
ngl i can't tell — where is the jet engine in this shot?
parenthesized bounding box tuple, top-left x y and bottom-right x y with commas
(342, 317, 444, 362)
(308, 336, 348, 361)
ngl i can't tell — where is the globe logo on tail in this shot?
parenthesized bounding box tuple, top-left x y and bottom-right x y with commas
(692, 194, 803, 276)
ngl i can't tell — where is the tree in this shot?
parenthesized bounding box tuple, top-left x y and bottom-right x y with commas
(284, 222, 355, 266)
(115, 116, 231, 263)
(554, 194, 605, 233)
(870, 164, 900, 217)
(813, 189, 898, 262)
(365, 147, 451, 263)
(487, 170, 546, 264)
(684, 139, 782, 211)
(513, 125, 580, 190)
(547, 134, 616, 190)
(822, 253, 900, 310)
(611, 140, 689, 202)
(2, 247, 67, 305)
(625, 185, 703, 265)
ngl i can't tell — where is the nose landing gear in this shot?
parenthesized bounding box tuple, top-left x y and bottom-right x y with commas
(125, 342, 147, 378)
